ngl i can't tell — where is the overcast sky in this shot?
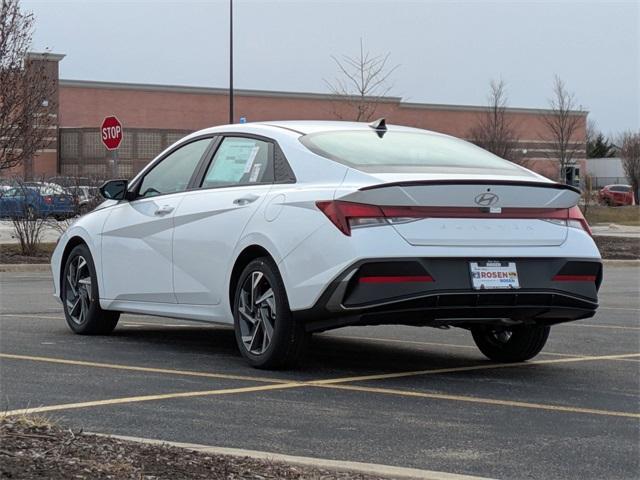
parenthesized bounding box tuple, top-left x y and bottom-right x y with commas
(24, 0, 639, 135)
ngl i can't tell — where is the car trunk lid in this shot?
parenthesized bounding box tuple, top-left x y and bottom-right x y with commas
(336, 179, 581, 247)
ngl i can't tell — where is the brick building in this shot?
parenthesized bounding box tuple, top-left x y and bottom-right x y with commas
(8, 53, 588, 182)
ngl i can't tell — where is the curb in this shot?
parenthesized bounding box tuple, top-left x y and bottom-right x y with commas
(602, 259, 640, 266)
(0, 263, 50, 273)
(91, 433, 497, 480)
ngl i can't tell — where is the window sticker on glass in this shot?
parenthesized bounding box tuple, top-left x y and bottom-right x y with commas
(202, 137, 271, 188)
(207, 139, 259, 183)
(249, 164, 262, 183)
(243, 146, 260, 174)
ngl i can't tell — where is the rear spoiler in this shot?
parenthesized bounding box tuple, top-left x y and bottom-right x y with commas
(359, 179, 581, 195)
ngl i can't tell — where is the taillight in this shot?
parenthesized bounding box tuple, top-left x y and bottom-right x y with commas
(566, 206, 592, 236)
(315, 201, 383, 235)
(316, 201, 593, 237)
(43, 195, 53, 205)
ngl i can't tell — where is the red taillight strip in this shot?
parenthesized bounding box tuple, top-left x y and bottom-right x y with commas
(316, 200, 592, 237)
(380, 205, 569, 219)
(552, 275, 597, 282)
(359, 275, 434, 284)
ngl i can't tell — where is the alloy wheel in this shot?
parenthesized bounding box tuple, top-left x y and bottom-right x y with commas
(238, 271, 276, 355)
(490, 329, 513, 344)
(65, 255, 92, 325)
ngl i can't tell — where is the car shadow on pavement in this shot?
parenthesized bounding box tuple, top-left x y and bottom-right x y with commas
(107, 325, 483, 376)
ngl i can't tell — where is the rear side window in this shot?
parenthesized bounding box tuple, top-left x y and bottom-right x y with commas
(201, 137, 273, 188)
(300, 130, 525, 174)
(610, 186, 630, 192)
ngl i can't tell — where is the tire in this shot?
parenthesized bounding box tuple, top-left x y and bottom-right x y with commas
(233, 257, 307, 369)
(471, 324, 550, 362)
(61, 244, 119, 335)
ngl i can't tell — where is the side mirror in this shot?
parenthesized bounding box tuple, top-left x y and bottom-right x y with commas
(99, 179, 128, 200)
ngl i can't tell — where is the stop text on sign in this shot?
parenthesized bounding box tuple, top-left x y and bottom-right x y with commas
(102, 125, 121, 140)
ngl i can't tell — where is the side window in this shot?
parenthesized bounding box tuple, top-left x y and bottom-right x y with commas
(201, 137, 273, 189)
(138, 138, 212, 198)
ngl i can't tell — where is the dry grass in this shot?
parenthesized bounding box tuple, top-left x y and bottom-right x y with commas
(583, 206, 640, 226)
(0, 410, 57, 428)
(0, 241, 56, 263)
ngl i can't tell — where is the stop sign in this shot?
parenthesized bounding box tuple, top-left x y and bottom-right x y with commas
(100, 116, 123, 150)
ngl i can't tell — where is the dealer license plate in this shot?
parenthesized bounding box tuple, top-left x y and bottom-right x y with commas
(470, 261, 520, 290)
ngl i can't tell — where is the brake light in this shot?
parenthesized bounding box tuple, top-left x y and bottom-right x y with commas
(359, 275, 434, 283)
(316, 201, 593, 237)
(315, 201, 383, 235)
(552, 274, 597, 282)
(566, 206, 592, 236)
(43, 195, 53, 205)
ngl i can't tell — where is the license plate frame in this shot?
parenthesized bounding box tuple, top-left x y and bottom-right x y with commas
(470, 261, 520, 290)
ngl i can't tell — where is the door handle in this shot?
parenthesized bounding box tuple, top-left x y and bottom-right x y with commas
(154, 205, 174, 215)
(233, 194, 259, 206)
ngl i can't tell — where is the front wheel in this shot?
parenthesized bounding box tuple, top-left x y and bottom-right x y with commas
(471, 324, 550, 362)
(61, 244, 119, 334)
(233, 257, 307, 369)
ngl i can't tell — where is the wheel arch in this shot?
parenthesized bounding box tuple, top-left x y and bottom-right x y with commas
(228, 244, 279, 310)
(59, 234, 103, 298)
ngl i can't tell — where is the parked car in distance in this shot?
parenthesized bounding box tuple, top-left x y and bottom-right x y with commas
(0, 184, 76, 219)
(51, 120, 602, 369)
(598, 184, 635, 206)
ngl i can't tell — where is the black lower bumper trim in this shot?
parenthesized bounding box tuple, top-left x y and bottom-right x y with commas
(293, 257, 601, 333)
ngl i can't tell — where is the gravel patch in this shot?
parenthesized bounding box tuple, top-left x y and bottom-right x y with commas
(0, 416, 385, 480)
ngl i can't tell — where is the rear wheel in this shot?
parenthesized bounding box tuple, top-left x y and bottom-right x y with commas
(61, 244, 119, 334)
(233, 257, 307, 369)
(471, 324, 550, 362)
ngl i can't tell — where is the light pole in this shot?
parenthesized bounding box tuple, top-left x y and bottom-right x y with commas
(229, 0, 234, 124)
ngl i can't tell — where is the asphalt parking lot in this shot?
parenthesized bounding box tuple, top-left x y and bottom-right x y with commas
(1, 263, 638, 480)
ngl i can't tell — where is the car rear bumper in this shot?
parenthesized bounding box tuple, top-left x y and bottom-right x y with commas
(293, 257, 601, 332)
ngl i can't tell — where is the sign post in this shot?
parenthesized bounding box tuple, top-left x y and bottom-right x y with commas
(100, 116, 123, 178)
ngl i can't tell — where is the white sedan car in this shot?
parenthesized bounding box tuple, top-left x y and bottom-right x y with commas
(51, 120, 601, 368)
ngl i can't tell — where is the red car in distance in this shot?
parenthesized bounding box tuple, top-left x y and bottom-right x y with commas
(598, 184, 635, 206)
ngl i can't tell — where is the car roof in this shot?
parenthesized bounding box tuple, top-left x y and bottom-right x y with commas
(256, 120, 433, 135)
(192, 120, 447, 138)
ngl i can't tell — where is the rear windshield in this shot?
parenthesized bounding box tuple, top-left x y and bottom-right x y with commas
(610, 185, 630, 192)
(300, 130, 524, 174)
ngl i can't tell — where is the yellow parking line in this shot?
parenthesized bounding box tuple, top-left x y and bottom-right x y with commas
(599, 306, 640, 312)
(3, 352, 640, 418)
(0, 313, 63, 320)
(567, 323, 640, 331)
(0, 353, 289, 385)
(318, 384, 640, 419)
(309, 353, 640, 385)
(1, 383, 302, 417)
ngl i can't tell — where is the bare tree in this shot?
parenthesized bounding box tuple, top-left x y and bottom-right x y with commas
(468, 79, 524, 164)
(325, 38, 399, 121)
(4, 178, 47, 255)
(619, 131, 640, 204)
(0, 0, 56, 173)
(541, 76, 585, 182)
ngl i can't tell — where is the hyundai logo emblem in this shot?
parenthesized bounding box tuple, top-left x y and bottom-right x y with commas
(474, 192, 499, 206)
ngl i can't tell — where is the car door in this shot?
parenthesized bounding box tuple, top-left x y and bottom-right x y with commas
(172, 135, 276, 305)
(100, 137, 215, 303)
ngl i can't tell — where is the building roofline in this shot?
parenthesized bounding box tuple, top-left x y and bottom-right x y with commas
(26, 52, 66, 61)
(59, 79, 402, 103)
(399, 101, 587, 116)
(58, 79, 588, 116)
